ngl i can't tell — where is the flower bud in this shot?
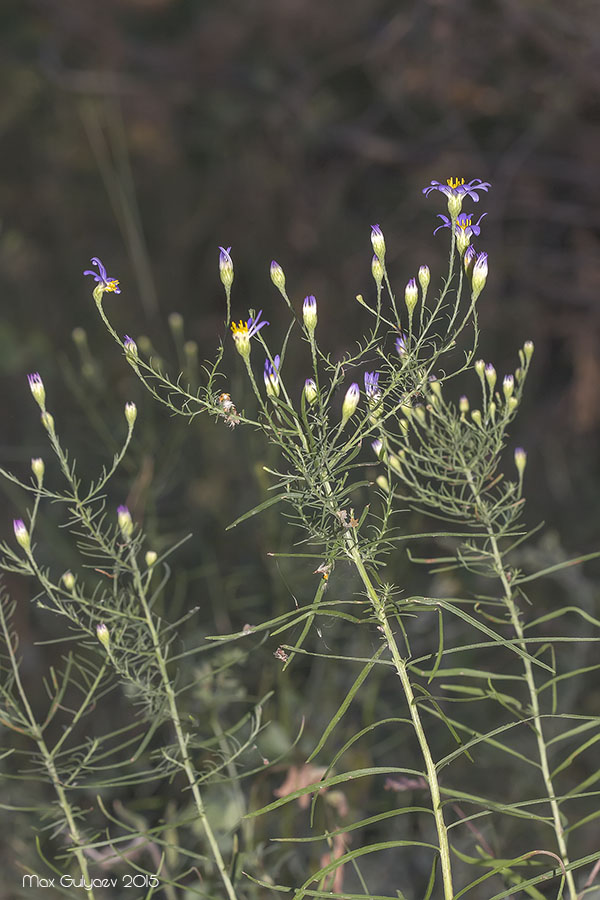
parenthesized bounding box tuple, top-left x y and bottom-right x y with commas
(523, 340, 534, 362)
(429, 379, 442, 399)
(507, 396, 518, 413)
(514, 447, 527, 476)
(218, 246, 234, 290)
(303, 378, 318, 405)
(124, 335, 138, 358)
(96, 622, 110, 651)
(404, 278, 418, 316)
(396, 334, 407, 357)
(124, 402, 137, 427)
(459, 395, 469, 414)
(471, 409, 482, 426)
(464, 245, 476, 278)
(13, 519, 30, 551)
(389, 453, 403, 475)
(503, 375, 514, 400)
(371, 439, 383, 459)
(270, 260, 286, 292)
(341, 383, 360, 425)
(62, 571, 75, 590)
(475, 359, 485, 378)
(31, 457, 45, 484)
(471, 252, 488, 300)
(168, 312, 184, 337)
(456, 228, 470, 256)
(27, 373, 46, 410)
(376, 475, 389, 493)
(414, 407, 426, 425)
(370, 224, 386, 262)
(41, 412, 55, 433)
(145, 550, 158, 568)
(488, 401, 497, 421)
(264, 355, 281, 398)
(418, 265, 430, 293)
(303, 295, 318, 333)
(371, 255, 384, 288)
(485, 364, 496, 393)
(117, 505, 133, 539)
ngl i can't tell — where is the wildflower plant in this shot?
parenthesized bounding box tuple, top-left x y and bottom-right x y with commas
(2, 177, 600, 898)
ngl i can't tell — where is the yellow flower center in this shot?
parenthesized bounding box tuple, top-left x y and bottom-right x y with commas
(105, 280, 120, 292)
(231, 320, 249, 337)
(457, 217, 472, 231)
(446, 177, 465, 189)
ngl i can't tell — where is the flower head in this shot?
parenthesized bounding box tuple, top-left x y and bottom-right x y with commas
(303, 378, 318, 405)
(418, 265, 430, 292)
(230, 310, 269, 358)
(96, 622, 110, 651)
(13, 519, 30, 551)
(31, 457, 45, 483)
(83, 257, 121, 294)
(423, 177, 491, 217)
(364, 371, 381, 402)
(117, 505, 133, 539)
(404, 278, 418, 315)
(264, 354, 281, 398)
(123, 335, 138, 357)
(303, 295, 317, 333)
(395, 333, 408, 357)
(471, 252, 489, 299)
(341, 383, 360, 424)
(270, 260, 285, 291)
(370, 224, 386, 261)
(124, 402, 137, 426)
(434, 212, 486, 241)
(218, 246, 234, 289)
(27, 372, 46, 410)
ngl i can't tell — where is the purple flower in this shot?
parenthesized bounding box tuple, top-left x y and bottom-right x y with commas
(364, 371, 381, 400)
(434, 212, 486, 239)
(371, 224, 386, 260)
(123, 335, 138, 355)
(423, 178, 491, 203)
(83, 257, 121, 294)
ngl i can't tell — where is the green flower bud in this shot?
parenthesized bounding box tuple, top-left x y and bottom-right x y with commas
(370, 225, 386, 262)
(168, 312, 184, 337)
(124, 402, 137, 427)
(485, 364, 496, 393)
(62, 571, 75, 590)
(418, 265, 430, 293)
(459, 395, 469, 414)
(117, 505, 133, 539)
(371, 255, 384, 288)
(341, 383, 360, 425)
(145, 550, 158, 568)
(31, 457, 45, 484)
(488, 401, 497, 421)
(514, 447, 527, 476)
(503, 375, 514, 400)
(375, 475, 390, 493)
(27, 373, 46, 410)
(303, 295, 317, 333)
(303, 378, 318, 405)
(507, 396, 518, 413)
(13, 519, 30, 551)
(475, 359, 485, 378)
(523, 340, 534, 362)
(404, 278, 418, 316)
(41, 412, 55, 433)
(218, 246, 234, 290)
(96, 622, 110, 651)
(270, 260, 286, 292)
(471, 409, 482, 426)
(471, 252, 488, 300)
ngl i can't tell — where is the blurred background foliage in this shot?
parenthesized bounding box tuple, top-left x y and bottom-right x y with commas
(1, 0, 600, 897)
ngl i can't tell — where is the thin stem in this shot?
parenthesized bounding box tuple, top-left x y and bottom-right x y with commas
(347, 543, 454, 900)
(128, 550, 239, 900)
(488, 531, 578, 900)
(0, 602, 97, 898)
(463, 466, 577, 900)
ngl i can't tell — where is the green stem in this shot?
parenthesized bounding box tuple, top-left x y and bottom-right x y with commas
(463, 466, 577, 900)
(0, 603, 96, 898)
(488, 531, 577, 900)
(128, 551, 239, 900)
(347, 543, 454, 900)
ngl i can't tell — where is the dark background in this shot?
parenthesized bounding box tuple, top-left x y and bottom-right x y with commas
(1, 1, 600, 896)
